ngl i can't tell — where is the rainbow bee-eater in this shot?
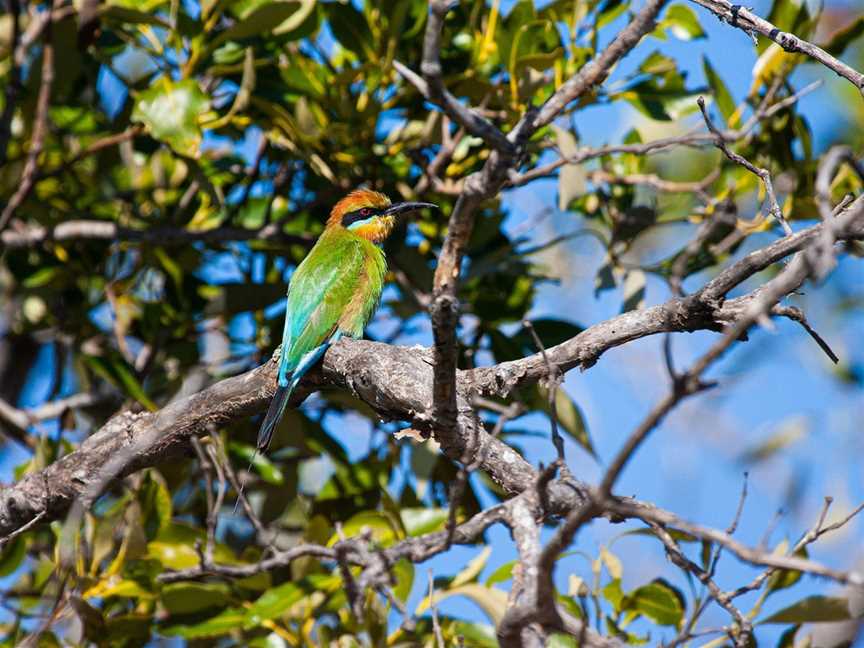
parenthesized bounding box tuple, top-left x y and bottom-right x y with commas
(257, 189, 437, 451)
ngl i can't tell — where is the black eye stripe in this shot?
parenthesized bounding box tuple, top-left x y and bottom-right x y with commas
(341, 207, 382, 227)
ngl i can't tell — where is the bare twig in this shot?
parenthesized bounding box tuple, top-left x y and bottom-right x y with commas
(35, 126, 143, 182)
(0, 0, 59, 231)
(697, 96, 791, 235)
(428, 570, 445, 648)
(650, 521, 752, 647)
(815, 145, 864, 222)
(612, 499, 861, 586)
(0, 510, 44, 550)
(725, 497, 864, 601)
(510, 81, 822, 187)
(689, 0, 864, 96)
(772, 305, 840, 364)
(1, 220, 313, 250)
(392, 1, 512, 154)
(523, 320, 565, 464)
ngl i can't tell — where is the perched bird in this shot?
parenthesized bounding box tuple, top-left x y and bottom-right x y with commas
(257, 188, 437, 451)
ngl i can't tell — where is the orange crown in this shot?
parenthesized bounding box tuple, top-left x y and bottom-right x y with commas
(326, 189, 392, 227)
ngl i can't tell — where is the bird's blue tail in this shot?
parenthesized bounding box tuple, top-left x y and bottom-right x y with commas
(255, 336, 337, 452)
(257, 384, 292, 451)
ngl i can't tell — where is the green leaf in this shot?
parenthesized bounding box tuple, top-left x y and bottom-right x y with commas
(485, 560, 516, 586)
(161, 582, 231, 615)
(105, 615, 151, 645)
(703, 56, 736, 122)
(543, 387, 595, 457)
(139, 470, 172, 540)
(621, 269, 646, 313)
(605, 615, 650, 645)
(760, 596, 852, 624)
(449, 621, 498, 647)
(619, 527, 699, 544)
(400, 507, 448, 537)
(392, 558, 414, 603)
(317, 460, 384, 501)
(766, 546, 806, 594)
(132, 78, 210, 157)
(162, 608, 245, 638)
(518, 47, 565, 71)
(451, 546, 492, 588)
(146, 542, 201, 570)
(622, 578, 686, 627)
(147, 523, 237, 570)
(23, 266, 63, 288)
(417, 583, 509, 627)
(738, 416, 808, 465)
(101, 5, 172, 28)
(595, 255, 617, 295)
(597, 0, 628, 29)
(331, 511, 399, 547)
(244, 581, 305, 627)
(213, 2, 303, 47)
(821, 16, 864, 56)
(776, 624, 800, 648)
(84, 354, 157, 411)
(602, 578, 624, 613)
(662, 4, 705, 40)
(326, 3, 374, 58)
(71, 595, 106, 643)
(639, 51, 677, 75)
(229, 442, 285, 485)
(620, 85, 703, 121)
(84, 577, 155, 600)
(0, 536, 27, 578)
(700, 540, 712, 571)
(548, 634, 578, 648)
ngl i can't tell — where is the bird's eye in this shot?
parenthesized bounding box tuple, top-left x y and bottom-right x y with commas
(360, 208, 372, 217)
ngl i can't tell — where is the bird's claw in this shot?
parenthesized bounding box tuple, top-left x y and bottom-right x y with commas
(271, 344, 283, 364)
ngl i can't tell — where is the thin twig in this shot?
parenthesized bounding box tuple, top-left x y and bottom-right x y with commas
(523, 320, 565, 464)
(0, 0, 59, 231)
(428, 570, 445, 648)
(689, 0, 864, 96)
(697, 96, 792, 235)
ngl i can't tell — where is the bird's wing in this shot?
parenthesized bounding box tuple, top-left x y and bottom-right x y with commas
(277, 234, 365, 385)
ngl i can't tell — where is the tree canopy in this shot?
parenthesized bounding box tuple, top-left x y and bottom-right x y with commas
(0, 0, 863, 646)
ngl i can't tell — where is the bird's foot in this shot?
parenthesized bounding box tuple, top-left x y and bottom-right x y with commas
(271, 344, 283, 364)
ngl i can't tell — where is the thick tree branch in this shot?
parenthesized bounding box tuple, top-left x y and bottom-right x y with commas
(2, 202, 861, 543)
(1, 220, 313, 250)
(428, 0, 669, 463)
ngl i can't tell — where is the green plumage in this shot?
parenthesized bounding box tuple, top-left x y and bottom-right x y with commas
(255, 188, 435, 451)
(257, 229, 387, 449)
(284, 228, 387, 351)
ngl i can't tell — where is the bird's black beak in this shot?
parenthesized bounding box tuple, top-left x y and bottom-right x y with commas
(383, 201, 438, 217)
